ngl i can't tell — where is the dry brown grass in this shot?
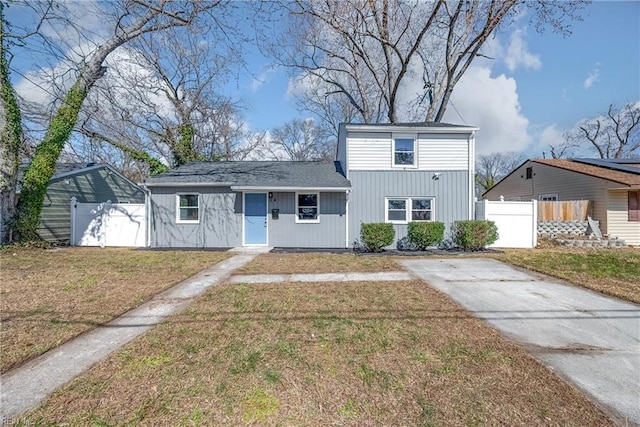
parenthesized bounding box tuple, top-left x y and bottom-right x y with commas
(22, 280, 611, 426)
(0, 247, 229, 373)
(237, 252, 402, 274)
(495, 247, 640, 304)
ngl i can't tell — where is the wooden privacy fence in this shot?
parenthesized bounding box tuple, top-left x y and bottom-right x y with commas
(538, 200, 591, 221)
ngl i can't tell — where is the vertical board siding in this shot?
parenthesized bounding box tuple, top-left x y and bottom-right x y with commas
(150, 189, 347, 248)
(150, 186, 242, 248)
(538, 201, 591, 221)
(607, 190, 640, 245)
(37, 168, 145, 243)
(348, 170, 470, 246)
(268, 192, 347, 248)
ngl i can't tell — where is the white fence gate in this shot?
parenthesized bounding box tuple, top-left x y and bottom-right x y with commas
(476, 199, 537, 248)
(70, 197, 146, 247)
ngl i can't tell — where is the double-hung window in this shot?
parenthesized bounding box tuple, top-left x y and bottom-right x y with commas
(386, 198, 408, 222)
(176, 194, 200, 223)
(393, 138, 416, 167)
(296, 192, 319, 223)
(411, 198, 432, 221)
(386, 197, 434, 224)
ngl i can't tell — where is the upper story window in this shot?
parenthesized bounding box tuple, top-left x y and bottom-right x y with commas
(393, 138, 416, 167)
(296, 192, 319, 223)
(177, 194, 199, 223)
(525, 167, 533, 179)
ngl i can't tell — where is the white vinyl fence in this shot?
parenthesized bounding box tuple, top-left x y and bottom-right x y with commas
(476, 199, 537, 248)
(70, 197, 146, 247)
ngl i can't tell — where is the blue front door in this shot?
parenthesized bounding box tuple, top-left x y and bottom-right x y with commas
(244, 193, 267, 245)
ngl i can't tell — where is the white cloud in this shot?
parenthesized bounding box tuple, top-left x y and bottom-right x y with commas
(444, 66, 532, 155)
(249, 66, 278, 92)
(504, 29, 542, 72)
(584, 64, 600, 89)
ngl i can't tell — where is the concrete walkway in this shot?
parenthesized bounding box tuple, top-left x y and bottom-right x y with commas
(0, 253, 258, 420)
(400, 258, 640, 425)
(229, 271, 411, 284)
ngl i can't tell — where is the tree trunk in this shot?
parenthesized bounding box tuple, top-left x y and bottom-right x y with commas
(0, 5, 23, 244)
(14, 3, 188, 240)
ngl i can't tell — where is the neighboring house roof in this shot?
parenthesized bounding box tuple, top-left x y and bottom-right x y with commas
(533, 159, 640, 187)
(145, 161, 352, 190)
(16, 163, 142, 193)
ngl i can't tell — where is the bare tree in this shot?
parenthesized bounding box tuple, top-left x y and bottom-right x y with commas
(269, 0, 587, 127)
(265, 118, 336, 161)
(551, 103, 640, 159)
(8, 0, 227, 240)
(476, 151, 525, 194)
(74, 21, 245, 176)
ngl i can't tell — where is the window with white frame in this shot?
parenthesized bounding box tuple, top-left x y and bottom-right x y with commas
(176, 194, 200, 223)
(393, 138, 416, 167)
(386, 197, 434, 223)
(386, 198, 407, 222)
(296, 193, 319, 223)
(411, 198, 432, 221)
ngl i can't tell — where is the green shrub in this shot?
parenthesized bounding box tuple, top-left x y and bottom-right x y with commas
(451, 220, 498, 251)
(407, 222, 445, 249)
(359, 222, 395, 252)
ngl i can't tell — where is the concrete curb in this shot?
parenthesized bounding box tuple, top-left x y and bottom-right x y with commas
(0, 254, 257, 420)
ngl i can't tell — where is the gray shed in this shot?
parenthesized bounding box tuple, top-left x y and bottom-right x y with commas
(17, 163, 145, 243)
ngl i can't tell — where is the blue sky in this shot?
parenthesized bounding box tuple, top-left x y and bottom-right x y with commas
(240, 1, 640, 157)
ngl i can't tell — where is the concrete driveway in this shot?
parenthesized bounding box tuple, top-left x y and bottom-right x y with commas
(400, 258, 640, 425)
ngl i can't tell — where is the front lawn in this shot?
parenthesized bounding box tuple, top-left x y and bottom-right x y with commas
(498, 248, 640, 304)
(21, 280, 610, 426)
(0, 247, 229, 373)
(237, 252, 402, 274)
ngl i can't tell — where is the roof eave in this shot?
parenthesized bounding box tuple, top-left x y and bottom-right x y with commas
(231, 186, 351, 192)
(144, 181, 233, 187)
(343, 124, 479, 133)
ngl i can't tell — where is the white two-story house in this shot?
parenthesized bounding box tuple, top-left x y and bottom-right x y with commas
(145, 122, 478, 248)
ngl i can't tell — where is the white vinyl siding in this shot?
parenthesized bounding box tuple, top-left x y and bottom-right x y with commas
(607, 190, 640, 245)
(418, 137, 469, 170)
(348, 132, 470, 171)
(347, 133, 392, 170)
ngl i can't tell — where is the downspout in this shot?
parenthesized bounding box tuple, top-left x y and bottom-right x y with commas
(345, 190, 350, 248)
(469, 130, 476, 220)
(143, 182, 150, 248)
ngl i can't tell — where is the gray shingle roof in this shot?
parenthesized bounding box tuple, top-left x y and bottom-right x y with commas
(145, 161, 351, 189)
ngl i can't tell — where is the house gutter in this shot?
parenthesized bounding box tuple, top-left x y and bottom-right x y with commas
(230, 186, 351, 192)
(144, 182, 234, 188)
